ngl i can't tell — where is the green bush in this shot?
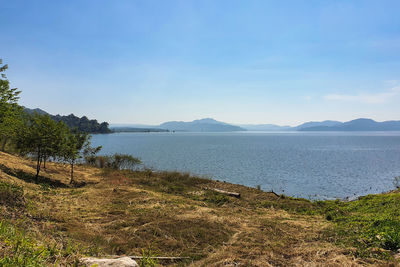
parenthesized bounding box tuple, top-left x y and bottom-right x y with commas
(85, 154, 141, 170)
(109, 154, 142, 170)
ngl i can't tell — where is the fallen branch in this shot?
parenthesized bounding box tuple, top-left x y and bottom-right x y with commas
(267, 190, 281, 198)
(208, 188, 241, 198)
(128, 256, 190, 261)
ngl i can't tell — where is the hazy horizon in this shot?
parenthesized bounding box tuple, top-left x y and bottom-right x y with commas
(2, 0, 400, 125)
(108, 117, 400, 128)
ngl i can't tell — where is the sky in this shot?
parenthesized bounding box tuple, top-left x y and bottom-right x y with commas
(1, 0, 400, 126)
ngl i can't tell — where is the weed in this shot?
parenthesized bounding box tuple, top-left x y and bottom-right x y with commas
(0, 220, 54, 266)
(139, 247, 158, 267)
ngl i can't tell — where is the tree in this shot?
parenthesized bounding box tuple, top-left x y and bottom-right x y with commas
(16, 113, 69, 179)
(0, 59, 23, 151)
(82, 136, 102, 165)
(61, 130, 90, 184)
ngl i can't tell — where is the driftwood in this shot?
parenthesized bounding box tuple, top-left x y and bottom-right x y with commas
(128, 256, 190, 261)
(208, 188, 241, 198)
(81, 257, 138, 267)
(267, 190, 281, 198)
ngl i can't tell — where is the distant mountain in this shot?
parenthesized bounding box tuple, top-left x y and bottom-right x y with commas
(294, 120, 342, 130)
(111, 127, 169, 133)
(24, 107, 49, 116)
(24, 110, 399, 133)
(24, 107, 111, 134)
(110, 123, 158, 128)
(299, 118, 400, 131)
(160, 118, 245, 132)
(239, 124, 292, 131)
(239, 120, 342, 131)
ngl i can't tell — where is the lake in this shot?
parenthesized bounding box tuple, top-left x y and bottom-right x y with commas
(91, 131, 400, 200)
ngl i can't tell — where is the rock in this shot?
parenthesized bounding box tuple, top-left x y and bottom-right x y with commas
(394, 249, 400, 260)
(80, 257, 139, 267)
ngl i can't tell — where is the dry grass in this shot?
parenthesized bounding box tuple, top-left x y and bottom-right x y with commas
(0, 151, 395, 266)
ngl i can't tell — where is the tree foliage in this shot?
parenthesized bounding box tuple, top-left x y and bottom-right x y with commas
(0, 59, 23, 151)
(24, 108, 112, 134)
(0, 59, 143, 186)
(16, 113, 69, 179)
(61, 130, 90, 184)
(51, 114, 111, 133)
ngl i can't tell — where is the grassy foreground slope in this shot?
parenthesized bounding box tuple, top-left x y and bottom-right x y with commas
(0, 152, 399, 266)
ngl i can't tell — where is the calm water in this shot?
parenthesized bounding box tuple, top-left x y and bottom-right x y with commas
(91, 132, 400, 199)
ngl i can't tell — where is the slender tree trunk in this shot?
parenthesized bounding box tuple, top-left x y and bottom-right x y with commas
(1, 138, 8, 152)
(36, 149, 41, 180)
(36, 156, 41, 180)
(70, 162, 74, 184)
(43, 156, 46, 169)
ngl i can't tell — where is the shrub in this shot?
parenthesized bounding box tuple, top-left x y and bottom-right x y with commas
(109, 154, 142, 170)
(85, 154, 142, 170)
(97, 156, 108, 169)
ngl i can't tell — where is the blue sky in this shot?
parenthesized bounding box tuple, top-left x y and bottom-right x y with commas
(1, 0, 400, 125)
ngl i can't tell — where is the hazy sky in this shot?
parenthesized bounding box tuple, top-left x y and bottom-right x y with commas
(2, 0, 400, 126)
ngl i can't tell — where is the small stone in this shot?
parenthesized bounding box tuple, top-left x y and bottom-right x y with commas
(81, 257, 139, 267)
(394, 249, 400, 260)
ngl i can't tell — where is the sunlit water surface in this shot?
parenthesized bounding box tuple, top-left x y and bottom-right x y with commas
(91, 131, 400, 199)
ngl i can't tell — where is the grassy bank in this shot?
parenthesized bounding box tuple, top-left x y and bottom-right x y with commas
(0, 151, 399, 266)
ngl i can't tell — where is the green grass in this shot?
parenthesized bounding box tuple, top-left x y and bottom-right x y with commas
(0, 219, 102, 266)
(0, 220, 56, 266)
(0, 181, 24, 208)
(256, 195, 320, 214)
(318, 192, 400, 256)
(253, 189, 400, 258)
(139, 247, 159, 267)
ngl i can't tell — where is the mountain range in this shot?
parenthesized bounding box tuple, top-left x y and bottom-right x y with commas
(155, 118, 400, 132)
(297, 118, 400, 131)
(25, 107, 400, 132)
(159, 118, 245, 132)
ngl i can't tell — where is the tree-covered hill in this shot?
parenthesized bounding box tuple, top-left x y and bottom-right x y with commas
(24, 107, 111, 134)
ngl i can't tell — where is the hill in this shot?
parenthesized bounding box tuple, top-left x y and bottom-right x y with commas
(110, 126, 169, 133)
(22, 107, 49, 116)
(237, 120, 342, 132)
(160, 118, 245, 132)
(295, 120, 343, 130)
(300, 118, 400, 131)
(24, 107, 112, 134)
(0, 152, 399, 265)
(238, 124, 292, 131)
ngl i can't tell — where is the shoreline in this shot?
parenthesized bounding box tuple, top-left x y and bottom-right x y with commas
(1, 151, 400, 266)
